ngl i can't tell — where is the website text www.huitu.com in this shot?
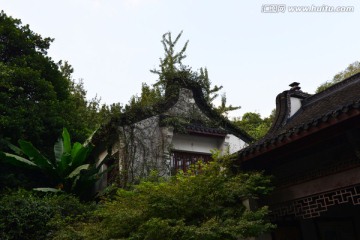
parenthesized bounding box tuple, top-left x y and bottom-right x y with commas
(261, 4, 354, 13)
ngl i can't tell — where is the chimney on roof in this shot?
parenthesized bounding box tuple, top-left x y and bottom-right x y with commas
(289, 82, 301, 91)
(272, 82, 311, 128)
(288, 82, 303, 118)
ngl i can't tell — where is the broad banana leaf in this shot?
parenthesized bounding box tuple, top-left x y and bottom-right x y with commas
(71, 145, 93, 169)
(67, 164, 90, 179)
(71, 142, 82, 159)
(0, 152, 38, 169)
(18, 140, 55, 174)
(33, 188, 61, 193)
(58, 153, 72, 176)
(54, 137, 64, 163)
(7, 142, 23, 155)
(62, 128, 72, 154)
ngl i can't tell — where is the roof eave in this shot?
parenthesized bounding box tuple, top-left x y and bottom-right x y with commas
(238, 107, 360, 162)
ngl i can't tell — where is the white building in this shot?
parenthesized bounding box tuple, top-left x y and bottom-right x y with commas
(91, 78, 253, 188)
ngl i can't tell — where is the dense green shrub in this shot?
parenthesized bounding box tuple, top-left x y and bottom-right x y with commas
(0, 189, 95, 240)
(56, 154, 274, 240)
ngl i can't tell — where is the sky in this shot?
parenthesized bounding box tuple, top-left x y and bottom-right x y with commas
(2, 0, 360, 118)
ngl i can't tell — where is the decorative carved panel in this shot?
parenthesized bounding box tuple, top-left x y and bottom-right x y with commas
(270, 185, 360, 219)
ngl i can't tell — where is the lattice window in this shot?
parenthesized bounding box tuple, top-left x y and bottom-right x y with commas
(171, 151, 212, 173)
(270, 185, 360, 220)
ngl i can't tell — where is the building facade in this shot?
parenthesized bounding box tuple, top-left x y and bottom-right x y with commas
(238, 74, 360, 240)
(92, 78, 252, 188)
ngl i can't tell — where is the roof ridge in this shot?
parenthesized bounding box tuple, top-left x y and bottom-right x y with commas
(91, 76, 254, 147)
(239, 99, 360, 158)
(303, 72, 360, 107)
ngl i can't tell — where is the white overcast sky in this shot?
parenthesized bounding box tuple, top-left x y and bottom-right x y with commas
(2, 0, 360, 118)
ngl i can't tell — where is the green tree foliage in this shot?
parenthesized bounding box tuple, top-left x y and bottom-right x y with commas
(151, 31, 189, 92)
(199, 67, 221, 103)
(0, 128, 107, 200)
(149, 31, 239, 115)
(197, 67, 240, 115)
(216, 93, 241, 117)
(58, 60, 122, 146)
(0, 11, 69, 154)
(316, 61, 360, 93)
(0, 11, 116, 156)
(55, 154, 274, 239)
(0, 189, 94, 240)
(124, 83, 162, 113)
(233, 112, 274, 141)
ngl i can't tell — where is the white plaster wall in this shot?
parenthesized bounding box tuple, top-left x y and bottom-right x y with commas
(171, 133, 222, 154)
(290, 97, 302, 117)
(221, 134, 246, 154)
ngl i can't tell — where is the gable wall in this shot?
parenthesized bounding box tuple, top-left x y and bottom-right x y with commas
(97, 87, 246, 187)
(165, 88, 209, 119)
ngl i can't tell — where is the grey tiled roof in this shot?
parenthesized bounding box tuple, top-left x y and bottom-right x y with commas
(239, 73, 360, 159)
(185, 124, 228, 136)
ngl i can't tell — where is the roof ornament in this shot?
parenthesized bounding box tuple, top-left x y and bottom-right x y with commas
(289, 82, 301, 91)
